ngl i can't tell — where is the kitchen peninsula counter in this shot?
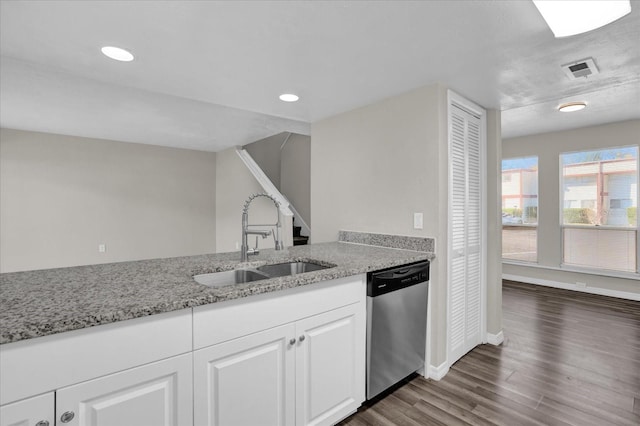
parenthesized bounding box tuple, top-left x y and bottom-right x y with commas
(0, 241, 434, 344)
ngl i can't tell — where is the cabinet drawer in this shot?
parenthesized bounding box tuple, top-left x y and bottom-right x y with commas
(0, 309, 192, 405)
(0, 392, 54, 426)
(193, 275, 365, 350)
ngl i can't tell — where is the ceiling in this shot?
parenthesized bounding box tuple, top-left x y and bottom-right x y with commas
(1, 1, 638, 151)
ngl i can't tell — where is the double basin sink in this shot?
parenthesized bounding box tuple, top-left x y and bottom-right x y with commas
(193, 261, 332, 288)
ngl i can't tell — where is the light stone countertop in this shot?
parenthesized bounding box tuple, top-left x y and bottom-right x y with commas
(0, 242, 433, 345)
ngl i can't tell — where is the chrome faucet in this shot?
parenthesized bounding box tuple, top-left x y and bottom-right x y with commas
(241, 193, 283, 262)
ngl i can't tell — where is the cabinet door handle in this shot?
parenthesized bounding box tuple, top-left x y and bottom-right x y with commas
(289, 338, 296, 345)
(35, 421, 50, 426)
(60, 411, 75, 423)
(298, 335, 305, 342)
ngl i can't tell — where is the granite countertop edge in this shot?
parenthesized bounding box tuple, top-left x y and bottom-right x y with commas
(0, 242, 434, 345)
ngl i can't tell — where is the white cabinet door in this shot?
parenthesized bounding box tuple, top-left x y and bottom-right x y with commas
(0, 392, 54, 426)
(194, 323, 296, 426)
(295, 304, 364, 426)
(56, 353, 192, 426)
(448, 93, 486, 366)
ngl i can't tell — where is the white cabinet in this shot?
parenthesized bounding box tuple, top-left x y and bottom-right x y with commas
(194, 323, 296, 426)
(56, 353, 192, 426)
(0, 392, 54, 426)
(447, 90, 486, 365)
(194, 303, 364, 426)
(1, 275, 366, 426)
(295, 305, 362, 426)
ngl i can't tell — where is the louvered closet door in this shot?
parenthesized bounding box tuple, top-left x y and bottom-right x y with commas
(449, 102, 483, 365)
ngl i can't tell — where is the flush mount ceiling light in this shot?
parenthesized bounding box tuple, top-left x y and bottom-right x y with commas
(101, 46, 134, 62)
(532, 0, 631, 37)
(279, 93, 299, 102)
(558, 101, 587, 112)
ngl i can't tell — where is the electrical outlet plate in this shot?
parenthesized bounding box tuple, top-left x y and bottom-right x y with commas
(98, 244, 106, 253)
(413, 212, 423, 230)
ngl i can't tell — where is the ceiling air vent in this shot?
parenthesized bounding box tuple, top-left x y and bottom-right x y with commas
(561, 57, 599, 80)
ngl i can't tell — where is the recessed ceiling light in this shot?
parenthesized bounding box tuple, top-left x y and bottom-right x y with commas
(101, 46, 134, 62)
(279, 94, 299, 102)
(532, 0, 631, 38)
(558, 102, 587, 112)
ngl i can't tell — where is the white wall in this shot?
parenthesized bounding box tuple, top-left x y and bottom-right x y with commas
(486, 109, 503, 337)
(280, 133, 311, 229)
(244, 133, 284, 189)
(311, 85, 443, 242)
(502, 119, 640, 297)
(311, 83, 450, 368)
(0, 128, 216, 272)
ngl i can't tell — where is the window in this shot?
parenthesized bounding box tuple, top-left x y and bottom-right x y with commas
(561, 146, 638, 273)
(502, 156, 538, 262)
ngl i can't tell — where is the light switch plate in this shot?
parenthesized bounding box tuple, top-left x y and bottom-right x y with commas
(413, 212, 423, 229)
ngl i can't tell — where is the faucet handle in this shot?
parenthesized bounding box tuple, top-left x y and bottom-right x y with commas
(246, 236, 260, 256)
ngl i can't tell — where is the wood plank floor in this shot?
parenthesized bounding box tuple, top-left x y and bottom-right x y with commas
(338, 280, 640, 426)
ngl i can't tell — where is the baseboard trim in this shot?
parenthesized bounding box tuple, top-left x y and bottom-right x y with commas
(427, 361, 449, 381)
(486, 331, 504, 346)
(503, 273, 640, 301)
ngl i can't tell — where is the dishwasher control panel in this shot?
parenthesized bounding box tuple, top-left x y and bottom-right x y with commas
(367, 260, 430, 297)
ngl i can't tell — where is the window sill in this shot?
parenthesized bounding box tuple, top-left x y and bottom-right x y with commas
(502, 259, 538, 267)
(502, 260, 640, 281)
(562, 224, 637, 231)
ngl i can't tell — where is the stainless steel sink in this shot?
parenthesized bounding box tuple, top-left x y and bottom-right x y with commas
(256, 261, 329, 276)
(193, 269, 269, 288)
(194, 261, 332, 288)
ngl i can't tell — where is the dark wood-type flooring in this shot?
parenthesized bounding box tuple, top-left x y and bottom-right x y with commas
(338, 280, 640, 425)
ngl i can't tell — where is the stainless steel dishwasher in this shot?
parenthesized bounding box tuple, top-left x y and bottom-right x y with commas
(366, 260, 429, 399)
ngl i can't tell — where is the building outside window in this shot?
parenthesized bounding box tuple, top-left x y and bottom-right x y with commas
(502, 156, 538, 262)
(561, 146, 638, 273)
